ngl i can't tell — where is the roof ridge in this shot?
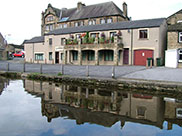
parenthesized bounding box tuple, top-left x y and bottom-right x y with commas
(167, 9, 182, 19)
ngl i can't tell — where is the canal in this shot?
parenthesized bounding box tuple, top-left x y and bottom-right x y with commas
(0, 77, 182, 136)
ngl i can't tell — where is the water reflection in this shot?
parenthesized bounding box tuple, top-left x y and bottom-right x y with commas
(24, 80, 182, 130)
(0, 77, 9, 95)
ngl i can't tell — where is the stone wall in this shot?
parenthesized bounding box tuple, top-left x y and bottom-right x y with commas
(167, 32, 182, 49)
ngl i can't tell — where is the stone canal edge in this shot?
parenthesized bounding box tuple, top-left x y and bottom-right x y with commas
(0, 71, 182, 95)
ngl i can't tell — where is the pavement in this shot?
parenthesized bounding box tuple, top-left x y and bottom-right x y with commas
(0, 58, 182, 83)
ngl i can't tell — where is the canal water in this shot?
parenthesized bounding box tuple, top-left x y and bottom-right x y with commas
(0, 77, 182, 136)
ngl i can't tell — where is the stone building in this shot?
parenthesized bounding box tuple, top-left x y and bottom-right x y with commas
(0, 33, 7, 60)
(24, 18, 167, 66)
(165, 9, 182, 68)
(41, 1, 129, 35)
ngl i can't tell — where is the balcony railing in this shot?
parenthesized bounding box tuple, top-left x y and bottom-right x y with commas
(64, 36, 123, 50)
(65, 36, 122, 45)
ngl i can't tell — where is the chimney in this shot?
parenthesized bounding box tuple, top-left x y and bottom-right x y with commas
(77, 2, 85, 10)
(123, 2, 128, 17)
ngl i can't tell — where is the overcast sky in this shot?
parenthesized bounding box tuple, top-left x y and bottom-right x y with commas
(0, 0, 181, 44)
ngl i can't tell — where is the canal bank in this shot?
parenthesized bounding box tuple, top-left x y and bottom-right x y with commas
(0, 71, 182, 94)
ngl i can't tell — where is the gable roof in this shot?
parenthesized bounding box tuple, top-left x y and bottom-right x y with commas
(47, 4, 61, 17)
(67, 2, 125, 21)
(167, 9, 182, 19)
(46, 1, 127, 22)
(23, 36, 44, 44)
(47, 18, 166, 35)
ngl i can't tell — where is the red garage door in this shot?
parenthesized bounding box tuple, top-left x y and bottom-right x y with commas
(134, 50, 153, 66)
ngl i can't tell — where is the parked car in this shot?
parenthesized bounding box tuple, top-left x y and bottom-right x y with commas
(13, 51, 25, 58)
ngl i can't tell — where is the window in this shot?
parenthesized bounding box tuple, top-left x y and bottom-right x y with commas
(110, 32, 116, 38)
(49, 24, 53, 31)
(75, 22, 78, 27)
(63, 24, 67, 28)
(179, 32, 182, 43)
(46, 25, 49, 31)
(49, 52, 53, 60)
(93, 20, 96, 25)
(47, 16, 53, 22)
(107, 18, 113, 23)
(179, 49, 182, 62)
(139, 29, 148, 39)
(61, 38, 65, 45)
(72, 51, 78, 60)
(49, 38, 52, 45)
(88, 51, 95, 61)
(104, 51, 113, 61)
(35, 53, 44, 61)
(91, 33, 98, 38)
(177, 20, 182, 23)
(88, 20, 92, 25)
(59, 24, 63, 28)
(100, 19, 106, 24)
(60, 53, 64, 60)
(137, 106, 146, 117)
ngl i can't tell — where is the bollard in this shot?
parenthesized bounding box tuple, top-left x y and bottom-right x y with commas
(40, 64, 42, 74)
(61, 65, 64, 75)
(23, 63, 26, 72)
(86, 65, 89, 77)
(7, 63, 9, 71)
(112, 66, 115, 78)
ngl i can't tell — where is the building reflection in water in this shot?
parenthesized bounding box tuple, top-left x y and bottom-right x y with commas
(24, 80, 182, 130)
(0, 77, 9, 95)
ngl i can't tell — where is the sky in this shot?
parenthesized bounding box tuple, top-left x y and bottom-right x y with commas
(0, 0, 182, 45)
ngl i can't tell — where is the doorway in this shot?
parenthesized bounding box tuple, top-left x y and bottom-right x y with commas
(55, 52, 59, 64)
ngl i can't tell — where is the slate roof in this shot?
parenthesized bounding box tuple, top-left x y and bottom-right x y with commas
(67, 2, 125, 21)
(47, 4, 61, 17)
(24, 36, 44, 44)
(48, 1, 126, 22)
(168, 23, 182, 31)
(47, 18, 166, 35)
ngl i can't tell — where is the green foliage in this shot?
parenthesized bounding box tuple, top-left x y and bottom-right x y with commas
(27, 73, 42, 79)
(111, 36, 114, 43)
(57, 72, 62, 76)
(99, 37, 105, 43)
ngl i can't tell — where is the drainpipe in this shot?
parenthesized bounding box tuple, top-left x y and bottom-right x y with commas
(33, 43, 34, 63)
(131, 29, 133, 65)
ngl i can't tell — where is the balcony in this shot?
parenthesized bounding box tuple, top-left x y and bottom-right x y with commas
(64, 36, 123, 50)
